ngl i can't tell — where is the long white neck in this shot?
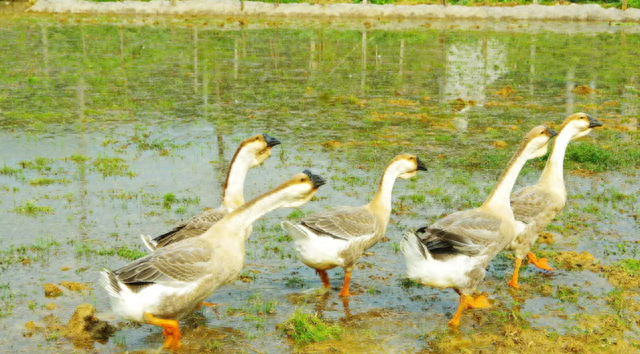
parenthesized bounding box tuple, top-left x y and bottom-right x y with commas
(222, 150, 253, 210)
(538, 128, 573, 198)
(216, 186, 296, 236)
(482, 144, 533, 215)
(368, 162, 403, 224)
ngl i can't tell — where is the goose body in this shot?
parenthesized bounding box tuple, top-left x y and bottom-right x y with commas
(141, 133, 281, 251)
(103, 171, 325, 350)
(505, 113, 603, 288)
(402, 125, 557, 327)
(283, 154, 427, 296)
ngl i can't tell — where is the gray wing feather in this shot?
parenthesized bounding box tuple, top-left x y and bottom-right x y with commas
(511, 186, 554, 224)
(116, 240, 212, 285)
(301, 206, 377, 241)
(422, 210, 502, 256)
(152, 208, 226, 248)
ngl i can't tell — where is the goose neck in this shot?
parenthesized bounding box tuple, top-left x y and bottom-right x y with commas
(369, 163, 401, 222)
(222, 149, 253, 210)
(539, 129, 572, 192)
(482, 144, 532, 213)
(217, 186, 293, 237)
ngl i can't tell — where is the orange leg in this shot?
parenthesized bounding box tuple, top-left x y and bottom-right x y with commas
(338, 270, 352, 297)
(448, 291, 491, 327)
(507, 258, 523, 289)
(527, 252, 553, 271)
(200, 301, 218, 308)
(143, 312, 182, 351)
(448, 292, 470, 327)
(315, 269, 331, 288)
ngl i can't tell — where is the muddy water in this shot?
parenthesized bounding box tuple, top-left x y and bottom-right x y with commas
(1, 15, 639, 353)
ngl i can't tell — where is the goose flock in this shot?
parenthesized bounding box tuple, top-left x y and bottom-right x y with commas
(101, 112, 603, 350)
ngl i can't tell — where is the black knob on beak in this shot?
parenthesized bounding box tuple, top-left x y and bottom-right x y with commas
(303, 170, 326, 189)
(587, 115, 603, 128)
(548, 129, 558, 138)
(416, 157, 428, 172)
(263, 133, 281, 148)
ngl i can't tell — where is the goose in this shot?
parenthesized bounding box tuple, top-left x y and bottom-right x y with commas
(102, 170, 326, 350)
(282, 155, 427, 297)
(141, 133, 281, 251)
(401, 125, 557, 327)
(506, 113, 603, 288)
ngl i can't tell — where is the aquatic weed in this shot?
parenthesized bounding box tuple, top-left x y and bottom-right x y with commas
(14, 200, 54, 216)
(280, 308, 342, 345)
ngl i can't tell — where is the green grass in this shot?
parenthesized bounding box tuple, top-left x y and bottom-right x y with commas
(116, 245, 146, 260)
(565, 142, 640, 173)
(14, 201, 54, 216)
(397, 277, 422, 290)
(92, 156, 136, 177)
(0, 163, 20, 177)
(287, 209, 305, 220)
(280, 309, 342, 345)
(616, 259, 640, 275)
(285, 277, 306, 288)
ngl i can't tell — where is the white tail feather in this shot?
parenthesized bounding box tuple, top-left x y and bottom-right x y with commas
(140, 234, 157, 251)
(281, 221, 310, 242)
(401, 231, 431, 264)
(100, 270, 123, 300)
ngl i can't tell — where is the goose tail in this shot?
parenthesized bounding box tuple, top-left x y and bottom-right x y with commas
(281, 221, 311, 242)
(100, 269, 123, 300)
(401, 231, 431, 264)
(140, 234, 157, 251)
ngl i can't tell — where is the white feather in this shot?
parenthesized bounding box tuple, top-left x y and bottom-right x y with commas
(282, 221, 350, 270)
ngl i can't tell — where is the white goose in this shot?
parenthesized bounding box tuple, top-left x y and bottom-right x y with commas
(141, 133, 281, 251)
(102, 171, 325, 350)
(401, 125, 556, 327)
(282, 155, 427, 297)
(506, 113, 603, 288)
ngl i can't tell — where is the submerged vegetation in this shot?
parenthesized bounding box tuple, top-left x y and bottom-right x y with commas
(0, 14, 638, 354)
(280, 309, 342, 345)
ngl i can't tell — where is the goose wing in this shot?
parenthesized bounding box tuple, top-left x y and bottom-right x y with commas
(300, 206, 377, 241)
(420, 210, 502, 256)
(152, 208, 226, 248)
(511, 186, 554, 224)
(115, 239, 212, 288)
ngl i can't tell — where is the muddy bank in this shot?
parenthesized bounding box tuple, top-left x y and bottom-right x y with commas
(28, 0, 640, 22)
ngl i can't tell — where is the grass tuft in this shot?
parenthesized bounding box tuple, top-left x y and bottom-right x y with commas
(280, 308, 342, 345)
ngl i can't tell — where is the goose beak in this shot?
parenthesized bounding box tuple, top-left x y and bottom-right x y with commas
(548, 129, 558, 138)
(303, 170, 326, 189)
(263, 133, 281, 148)
(587, 115, 603, 128)
(416, 157, 428, 172)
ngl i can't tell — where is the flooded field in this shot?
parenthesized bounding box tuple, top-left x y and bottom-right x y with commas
(1, 14, 640, 353)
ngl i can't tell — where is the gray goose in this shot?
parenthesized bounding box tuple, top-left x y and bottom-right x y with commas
(102, 171, 325, 350)
(401, 125, 557, 327)
(141, 133, 281, 251)
(506, 113, 603, 288)
(282, 154, 427, 297)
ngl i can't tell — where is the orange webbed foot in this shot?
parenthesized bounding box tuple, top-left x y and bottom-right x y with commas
(200, 301, 218, 308)
(507, 278, 520, 289)
(467, 295, 491, 309)
(527, 252, 554, 271)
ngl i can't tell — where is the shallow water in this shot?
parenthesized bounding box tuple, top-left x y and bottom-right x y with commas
(1, 14, 639, 353)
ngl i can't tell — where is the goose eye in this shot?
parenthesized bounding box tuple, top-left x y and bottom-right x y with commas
(540, 132, 544, 135)
(300, 178, 305, 182)
(255, 137, 259, 140)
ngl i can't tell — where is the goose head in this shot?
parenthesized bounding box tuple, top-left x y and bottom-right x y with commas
(278, 170, 326, 208)
(560, 112, 604, 141)
(523, 125, 558, 159)
(387, 154, 428, 180)
(237, 133, 281, 167)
